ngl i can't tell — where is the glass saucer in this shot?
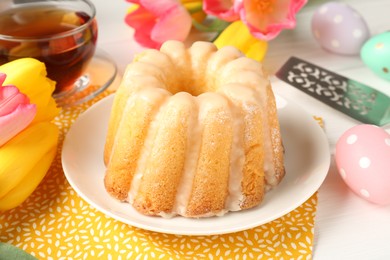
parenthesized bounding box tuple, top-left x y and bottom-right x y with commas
(53, 49, 117, 107)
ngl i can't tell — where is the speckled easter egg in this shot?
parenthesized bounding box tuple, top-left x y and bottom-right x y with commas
(335, 125, 390, 205)
(361, 32, 390, 81)
(311, 2, 370, 55)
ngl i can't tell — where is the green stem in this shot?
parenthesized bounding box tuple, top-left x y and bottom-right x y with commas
(192, 18, 230, 33)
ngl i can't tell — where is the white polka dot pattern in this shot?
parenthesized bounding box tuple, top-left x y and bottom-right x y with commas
(331, 40, 340, 48)
(0, 91, 319, 259)
(346, 134, 357, 144)
(360, 189, 370, 198)
(319, 6, 328, 14)
(353, 29, 362, 38)
(333, 15, 343, 24)
(339, 168, 347, 179)
(359, 157, 371, 169)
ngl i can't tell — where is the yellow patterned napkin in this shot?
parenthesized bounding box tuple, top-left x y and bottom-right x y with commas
(0, 90, 318, 259)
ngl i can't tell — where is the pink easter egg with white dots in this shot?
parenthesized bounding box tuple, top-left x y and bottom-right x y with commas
(335, 124, 390, 205)
(311, 2, 370, 55)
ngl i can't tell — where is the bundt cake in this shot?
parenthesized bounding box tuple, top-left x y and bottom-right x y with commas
(104, 40, 284, 218)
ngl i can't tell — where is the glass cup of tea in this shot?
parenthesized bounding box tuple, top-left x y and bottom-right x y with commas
(0, 0, 117, 107)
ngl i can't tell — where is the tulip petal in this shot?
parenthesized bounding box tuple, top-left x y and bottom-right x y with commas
(245, 40, 268, 61)
(125, 5, 156, 31)
(0, 73, 5, 85)
(0, 86, 30, 116)
(140, 0, 181, 16)
(0, 104, 36, 146)
(151, 5, 192, 43)
(125, 0, 192, 49)
(203, 0, 240, 21)
(125, 6, 161, 48)
(133, 30, 161, 49)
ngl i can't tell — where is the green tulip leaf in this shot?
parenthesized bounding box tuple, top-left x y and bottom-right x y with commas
(0, 243, 37, 260)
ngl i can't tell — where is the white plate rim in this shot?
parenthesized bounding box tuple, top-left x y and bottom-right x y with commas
(62, 93, 330, 236)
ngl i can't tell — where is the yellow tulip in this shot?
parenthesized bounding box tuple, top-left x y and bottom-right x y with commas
(0, 58, 60, 123)
(0, 58, 59, 211)
(214, 21, 268, 62)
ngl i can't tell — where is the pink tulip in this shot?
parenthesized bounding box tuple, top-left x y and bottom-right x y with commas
(0, 73, 37, 146)
(204, 0, 307, 41)
(125, 0, 193, 49)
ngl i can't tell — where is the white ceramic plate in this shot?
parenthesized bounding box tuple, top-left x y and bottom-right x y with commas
(62, 94, 330, 236)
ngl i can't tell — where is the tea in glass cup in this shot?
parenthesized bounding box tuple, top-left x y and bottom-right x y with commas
(0, 0, 113, 106)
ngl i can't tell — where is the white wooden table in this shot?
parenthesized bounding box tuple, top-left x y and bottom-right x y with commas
(92, 0, 390, 258)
